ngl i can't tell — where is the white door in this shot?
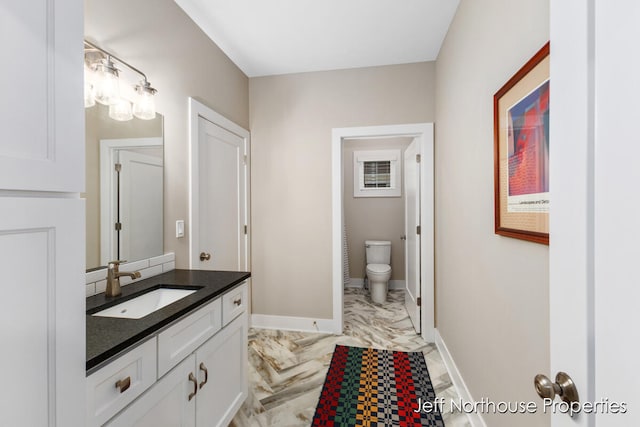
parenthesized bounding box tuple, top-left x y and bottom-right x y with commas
(404, 138, 421, 333)
(0, 1, 85, 426)
(119, 151, 164, 262)
(188, 100, 250, 273)
(549, 1, 640, 425)
(194, 117, 246, 270)
(0, 0, 83, 192)
(0, 198, 85, 426)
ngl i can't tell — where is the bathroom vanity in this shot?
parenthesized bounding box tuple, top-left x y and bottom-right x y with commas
(86, 269, 250, 426)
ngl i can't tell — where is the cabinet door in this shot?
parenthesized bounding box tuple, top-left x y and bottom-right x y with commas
(195, 313, 248, 427)
(106, 355, 196, 427)
(0, 198, 85, 426)
(0, 0, 84, 192)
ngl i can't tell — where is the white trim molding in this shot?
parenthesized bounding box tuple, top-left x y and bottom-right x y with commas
(332, 123, 434, 340)
(435, 329, 485, 427)
(251, 314, 339, 334)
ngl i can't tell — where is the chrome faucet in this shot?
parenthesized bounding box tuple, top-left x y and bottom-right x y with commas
(106, 260, 141, 297)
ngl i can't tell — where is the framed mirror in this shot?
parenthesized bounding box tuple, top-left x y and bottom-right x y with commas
(84, 103, 164, 271)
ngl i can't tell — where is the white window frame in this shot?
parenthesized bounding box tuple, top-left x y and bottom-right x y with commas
(353, 149, 401, 197)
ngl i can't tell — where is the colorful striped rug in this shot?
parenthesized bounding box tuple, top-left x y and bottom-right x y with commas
(312, 345, 445, 426)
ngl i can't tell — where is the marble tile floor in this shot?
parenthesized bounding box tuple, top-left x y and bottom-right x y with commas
(230, 288, 471, 427)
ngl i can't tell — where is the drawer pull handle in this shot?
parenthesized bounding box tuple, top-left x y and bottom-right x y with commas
(199, 363, 209, 389)
(115, 377, 131, 393)
(188, 373, 198, 401)
(233, 298, 242, 306)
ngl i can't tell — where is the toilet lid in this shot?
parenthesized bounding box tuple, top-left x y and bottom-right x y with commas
(367, 264, 391, 274)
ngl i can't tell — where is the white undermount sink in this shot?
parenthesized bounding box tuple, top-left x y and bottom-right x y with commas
(92, 288, 197, 319)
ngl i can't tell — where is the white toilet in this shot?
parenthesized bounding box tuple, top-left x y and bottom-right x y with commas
(365, 240, 392, 304)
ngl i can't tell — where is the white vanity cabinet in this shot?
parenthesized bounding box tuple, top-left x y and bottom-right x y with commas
(89, 281, 249, 427)
(106, 354, 197, 427)
(195, 313, 248, 426)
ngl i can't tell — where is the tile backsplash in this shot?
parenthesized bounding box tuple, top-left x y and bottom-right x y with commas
(85, 253, 175, 297)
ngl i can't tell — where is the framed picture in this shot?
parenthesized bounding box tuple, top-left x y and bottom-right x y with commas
(494, 42, 550, 245)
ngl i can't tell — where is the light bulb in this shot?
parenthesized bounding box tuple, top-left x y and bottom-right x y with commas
(133, 81, 157, 120)
(93, 59, 120, 105)
(109, 98, 133, 121)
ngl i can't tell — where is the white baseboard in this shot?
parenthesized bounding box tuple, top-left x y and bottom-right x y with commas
(251, 314, 339, 334)
(346, 278, 405, 290)
(435, 329, 486, 427)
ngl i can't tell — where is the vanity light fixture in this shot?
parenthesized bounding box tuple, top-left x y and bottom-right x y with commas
(132, 81, 157, 120)
(84, 40, 158, 121)
(92, 57, 120, 106)
(109, 97, 134, 121)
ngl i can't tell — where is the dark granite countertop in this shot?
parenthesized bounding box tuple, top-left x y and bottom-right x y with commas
(86, 269, 250, 375)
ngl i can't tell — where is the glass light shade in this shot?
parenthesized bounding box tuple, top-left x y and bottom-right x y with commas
(109, 98, 133, 121)
(84, 63, 95, 108)
(84, 81, 95, 108)
(133, 83, 157, 120)
(93, 60, 120, 105)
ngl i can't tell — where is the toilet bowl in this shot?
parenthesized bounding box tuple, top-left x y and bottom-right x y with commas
(365, 240, 392, 304)
(366, 263, 392, 304)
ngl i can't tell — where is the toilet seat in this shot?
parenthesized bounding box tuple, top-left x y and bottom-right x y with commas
(366, 264, 391, 274)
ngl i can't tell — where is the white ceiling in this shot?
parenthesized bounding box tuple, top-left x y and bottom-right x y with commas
(174, 0, 460, 77)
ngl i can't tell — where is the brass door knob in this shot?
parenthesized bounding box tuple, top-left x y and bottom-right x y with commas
(534, 372, 579, 404)
(199, 252, 211, 261)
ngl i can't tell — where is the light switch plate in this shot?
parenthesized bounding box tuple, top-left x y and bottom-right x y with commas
(176, 220, 185, 238)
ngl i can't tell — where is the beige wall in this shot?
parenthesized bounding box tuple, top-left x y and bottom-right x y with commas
(85, 0, 249, 269)
(435, 1, 549, 426)
(250, 62, 435, 318)
(343, 137, 413, 281)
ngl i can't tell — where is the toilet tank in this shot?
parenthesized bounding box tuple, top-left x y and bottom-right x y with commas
(365, 240, 391, 265)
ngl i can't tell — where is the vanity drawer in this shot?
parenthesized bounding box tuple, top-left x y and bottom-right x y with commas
(86, 338, 157, 427)
(222, 282, 248, 326)
(157, 297, 222, 377)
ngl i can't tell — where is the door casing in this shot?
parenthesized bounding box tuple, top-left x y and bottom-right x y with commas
(332, 123, 434, 340)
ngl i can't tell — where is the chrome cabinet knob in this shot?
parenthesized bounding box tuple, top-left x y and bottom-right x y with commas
(534, 372, 579, 404)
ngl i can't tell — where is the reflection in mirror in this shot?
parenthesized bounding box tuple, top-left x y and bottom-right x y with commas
(84, 104, 163, 271)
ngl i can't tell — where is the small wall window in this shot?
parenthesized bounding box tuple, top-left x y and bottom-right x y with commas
(353, 149, 401, 197)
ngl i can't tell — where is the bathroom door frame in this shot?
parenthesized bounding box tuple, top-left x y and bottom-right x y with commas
(99, 137, 163, 265)
(331, 123, 434, 341)
(187, 97, 251, 272)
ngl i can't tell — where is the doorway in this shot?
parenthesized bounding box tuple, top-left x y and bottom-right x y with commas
(188, 98, 251, 272)
(331, 123, 434, 341)
(342, 136, 422, 333)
